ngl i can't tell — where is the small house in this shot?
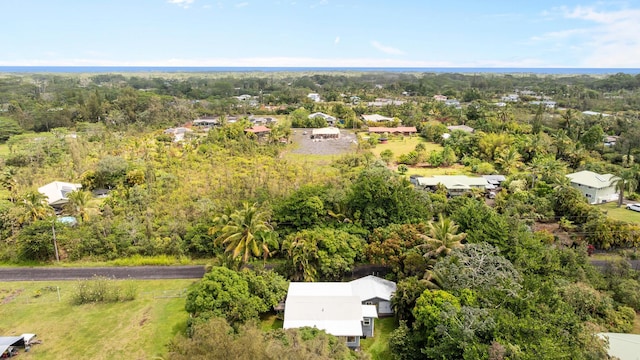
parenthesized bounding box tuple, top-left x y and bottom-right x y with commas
(37, 181, 82, 208)
(349, 275, 397, 316)
(309, 112, 337, 126)
(414, 175, 490, 196)
(361, 114, 394, 123)
(311, 127, 341, 139)
(244, 125, 271, 141)
(566, 170, 619, 204)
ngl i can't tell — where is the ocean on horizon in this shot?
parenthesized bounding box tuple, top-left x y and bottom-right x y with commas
(0, 66, 639, 75)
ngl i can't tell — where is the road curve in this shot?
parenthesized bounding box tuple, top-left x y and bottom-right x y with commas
(0, 265, 206, 281)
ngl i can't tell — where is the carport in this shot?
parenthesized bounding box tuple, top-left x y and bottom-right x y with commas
(0, 336, 24, 357)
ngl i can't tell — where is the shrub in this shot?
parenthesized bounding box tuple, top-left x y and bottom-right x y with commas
(71, 276, 137, 305)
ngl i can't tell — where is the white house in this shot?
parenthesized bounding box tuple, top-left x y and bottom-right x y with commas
(361, 114, 394, 123)
(307, 93, 321, 102)
(598, 333, 640, 360)
(37, 181, 82, 208)
(309, 112, 337, 126)
(413, 175, 490, 196)
(566, 170, 619, 204)
(311, 127, 341, 139)
(283, 282, 378, 349)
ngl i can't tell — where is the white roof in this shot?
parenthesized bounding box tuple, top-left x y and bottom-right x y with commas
(312, 127, 341, 136)
(362, 304, 379, 318)
(20, 334, 36, 344)
(566, 170, 619, 189)
(283, 295, 364, 336)
(309, 112, 336, 121)
(598, 332, 640, 360)
(362, 114, 394, 122)
(287, 282, 353, 297)
(37, 181, 82, 206)
(416, 175, 489, 189)
(349, 275, 397, 302)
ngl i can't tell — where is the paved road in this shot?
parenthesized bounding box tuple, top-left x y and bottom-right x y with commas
(590, 259, 640, 271)
(0, 265, 206, 281)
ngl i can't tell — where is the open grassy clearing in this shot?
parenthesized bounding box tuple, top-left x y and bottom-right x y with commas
(0, 279, 194, 360)
(403, 164, 469, 177)
(360, 317, 397, 360)
(597, 202, 640, 223)
(368, 137, 442, 158)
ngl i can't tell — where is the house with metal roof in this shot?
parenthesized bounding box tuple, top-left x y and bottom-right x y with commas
(283, 282, 378, 349)
(361, 114, 394, 123)
(598, 332, 640, 360)
(311, 127, 340, 139)
(309, 112, 337, 126)
(349, 275, 397, 316)
(566, 170, 619, 204)
(37, 181, 82, 208)
(413, 175, 490, 196)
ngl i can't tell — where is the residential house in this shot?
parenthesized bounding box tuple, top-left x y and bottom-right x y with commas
(309, 112, 337, 126)
(311, 127, 341, 139)
(446, 125, 474, 133)
(501, 94, 519, 102)
(349, 275, 397, 316)
(367, 98, 406, 107)
(37, 181, 82, 208)
(192, 117, 219, 128)
(444, 99, 461, 108)
(582, 110, 612, 117)
(604, 135, 619, 147)
(235, 94, 252, 101)
(566, 170, 619, 204)
(433, 95, 448, 101)
(307, 93, 321, 102)
(368, 126, 417, 136)
(361, 114, 394, 123)
(482, 175, 507, 190)
(163, 127, 193, 142)
(413, 175, 490, 197)
(249, 115, 278, 125)
(283, 282, 378, 349)
(597, 333, 640, 360)
(244, 125, 271, 141)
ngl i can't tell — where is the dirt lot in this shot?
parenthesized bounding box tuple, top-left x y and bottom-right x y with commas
(290, 128, 358, 155)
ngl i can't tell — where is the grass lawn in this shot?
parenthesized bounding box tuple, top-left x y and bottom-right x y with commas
(0, 143, 8, 156)
(597, 202, 640, 223)
(259, 312, 284, 332)
(403, 164, 469, 177)
(360, 317, 397, 360)
(0, 279, 195, 360)
(368, 137, 442, 158)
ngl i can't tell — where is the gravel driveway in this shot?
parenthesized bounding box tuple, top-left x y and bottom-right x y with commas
(290, 128, 358, 155)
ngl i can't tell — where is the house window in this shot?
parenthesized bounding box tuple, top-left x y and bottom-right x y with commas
(365, 301, 373, 305)
(346, 336, 357, 343)
(363, 318, 371, 326)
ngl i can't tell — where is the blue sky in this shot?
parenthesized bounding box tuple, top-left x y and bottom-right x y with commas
(1, 0, 640, 67)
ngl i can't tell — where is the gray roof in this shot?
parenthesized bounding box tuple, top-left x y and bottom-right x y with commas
(416, 175, 489, 189)
(37, 181, 82, 206)
(349, 275, 396, 302)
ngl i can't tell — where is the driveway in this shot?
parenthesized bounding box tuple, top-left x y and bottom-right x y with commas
(0, 265, 206, 281)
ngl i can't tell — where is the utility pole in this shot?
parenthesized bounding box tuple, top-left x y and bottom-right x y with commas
(52, 220, 59, 262)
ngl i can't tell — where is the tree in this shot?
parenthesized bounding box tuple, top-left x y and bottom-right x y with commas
(418, 216, 466, 259)
(64, 190, 92, 222)
(209, 203, 274, 269)
(17, 191, 52, 225)
(616, 167, 640, 207)
(495, 146, 523, 175)
(0, 117, 23, 142)
(184, 267, 287, 325)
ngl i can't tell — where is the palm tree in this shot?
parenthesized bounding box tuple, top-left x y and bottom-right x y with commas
(417, 216, 466, 259)
(616, 168, 640, 207)
(64, 190, 93, 222)
(0, 168, 18, 203)
(17, 191, 52, 225)
(282, 234, 319, 282)
(496, 146, 524, 175)
(208, 202, 273, 269)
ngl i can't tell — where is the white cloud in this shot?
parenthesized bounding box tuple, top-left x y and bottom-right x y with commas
(236, 2, 249, 7)
(538, 5, 640, 67)
(311, 0, 328, 8)
(167, 0, 194, 8)
(370, 41, 405, 55)
(334, 36, 340, 44)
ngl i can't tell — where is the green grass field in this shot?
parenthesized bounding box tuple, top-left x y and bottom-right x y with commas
(0, 279, 195, 360)
(368, 137, 442, 158)
(597, 202, 640, 223)
(360, 317, 397, 360)
(0, 143, 8, 156)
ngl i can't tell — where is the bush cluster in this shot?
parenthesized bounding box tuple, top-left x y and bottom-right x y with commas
(71, 276, 137, 305)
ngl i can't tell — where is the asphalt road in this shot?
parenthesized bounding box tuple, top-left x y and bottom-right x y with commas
(0, 265, 206, 281)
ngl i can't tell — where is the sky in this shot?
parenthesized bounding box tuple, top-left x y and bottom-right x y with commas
(1, 0, 640, 68)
